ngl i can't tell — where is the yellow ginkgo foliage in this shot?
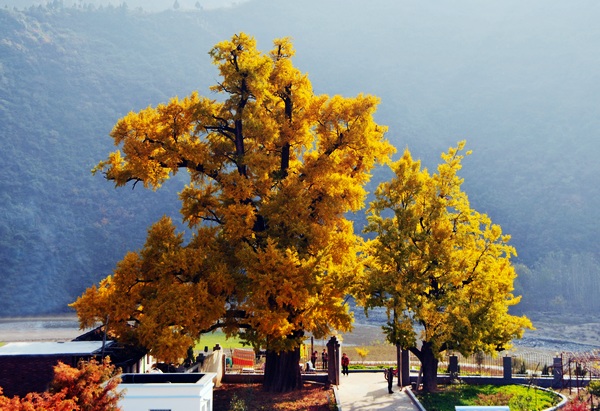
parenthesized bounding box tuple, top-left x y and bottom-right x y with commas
(71, 33, 394, 392)
(356, 142, 532, 393)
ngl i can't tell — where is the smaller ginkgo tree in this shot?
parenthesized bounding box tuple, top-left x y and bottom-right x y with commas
(356, 142, 532, 392)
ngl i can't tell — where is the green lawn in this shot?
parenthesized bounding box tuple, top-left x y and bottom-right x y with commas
(193, 331, 246, 353)
(417, 384, 560, 411)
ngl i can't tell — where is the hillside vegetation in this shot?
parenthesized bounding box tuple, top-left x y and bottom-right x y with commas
(1, 1, 599, 317)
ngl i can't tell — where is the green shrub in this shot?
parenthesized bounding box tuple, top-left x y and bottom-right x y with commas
(229, 394, 247, 411)
(349, 364, 386, 370)
(588, 380, 600, 398)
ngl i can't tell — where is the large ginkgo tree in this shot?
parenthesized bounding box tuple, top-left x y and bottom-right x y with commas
(71, 33, 394, 392)
(356, 142, 532, 392)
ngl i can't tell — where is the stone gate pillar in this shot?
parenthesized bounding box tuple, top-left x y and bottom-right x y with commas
(327, 336, 340, 386)
(449, 355, 459, 377)
(401, 349, 410, 387)
(552, 356, 563, 388)
(503, 356, 512, 382)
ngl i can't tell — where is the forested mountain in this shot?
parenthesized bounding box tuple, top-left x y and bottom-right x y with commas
(1, 0, 599, 317)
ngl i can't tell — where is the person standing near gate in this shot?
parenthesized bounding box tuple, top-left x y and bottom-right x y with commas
(341, 353, 350, 376)
(387, 366, 394, 393)
(322, 348, 328, 369)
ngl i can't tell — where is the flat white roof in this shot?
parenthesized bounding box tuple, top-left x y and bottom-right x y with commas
(0, 341, 113, 356)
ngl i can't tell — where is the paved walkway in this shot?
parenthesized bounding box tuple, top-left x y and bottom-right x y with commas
(335, 371, 421, 411)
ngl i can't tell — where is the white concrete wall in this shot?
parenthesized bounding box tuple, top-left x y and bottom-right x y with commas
(119, 373, 215, 411)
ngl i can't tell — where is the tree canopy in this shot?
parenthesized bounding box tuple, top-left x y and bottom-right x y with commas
(356, 142, 532, 392)
(71, 33, 394, 391)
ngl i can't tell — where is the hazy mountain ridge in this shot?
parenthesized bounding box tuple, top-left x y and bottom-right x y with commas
(0, 5, 217, 315)
(1, 1, 599, 317)
(2, 0, 249, 12)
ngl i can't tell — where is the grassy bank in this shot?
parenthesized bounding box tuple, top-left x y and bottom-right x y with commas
(417, 384, 561, 411)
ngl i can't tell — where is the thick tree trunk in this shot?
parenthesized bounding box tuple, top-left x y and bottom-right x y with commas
(419, 341, 439, 392)
(263, 347, 302, 392)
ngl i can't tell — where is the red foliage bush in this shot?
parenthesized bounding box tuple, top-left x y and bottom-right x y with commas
(562, 397, 588, 411)
(0, 357, 122, 411)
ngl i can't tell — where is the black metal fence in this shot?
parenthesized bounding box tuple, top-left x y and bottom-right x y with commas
(438, 351, 557, 377)
(351, 348, 600, 386)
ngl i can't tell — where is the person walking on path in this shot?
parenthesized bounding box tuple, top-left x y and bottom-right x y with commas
(341, 353, 350, 376)
(322, 349, 328, 369)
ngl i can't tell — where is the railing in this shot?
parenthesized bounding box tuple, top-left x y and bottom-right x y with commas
(440, 351, 556, 377)
(352, 349, 599, 383)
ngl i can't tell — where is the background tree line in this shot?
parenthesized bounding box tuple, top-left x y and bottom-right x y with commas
(515, 252, 600, 314)
(1, 1, 599, 318)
